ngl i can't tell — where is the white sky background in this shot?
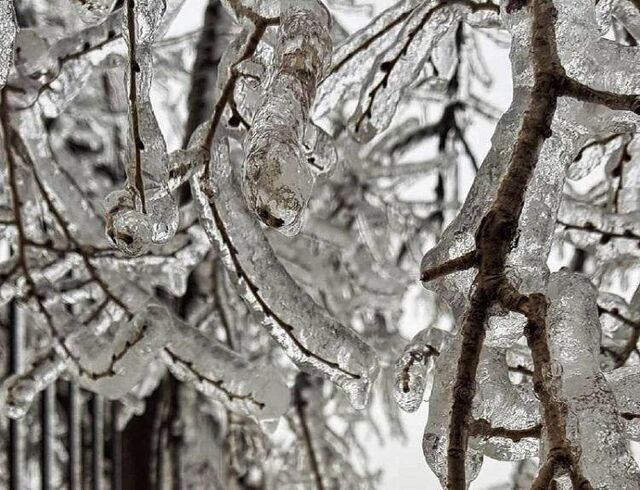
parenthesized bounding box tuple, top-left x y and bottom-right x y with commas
(165, 1, 528, 488)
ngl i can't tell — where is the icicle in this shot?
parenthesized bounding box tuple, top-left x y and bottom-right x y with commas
(192, 137, 379, 409)
(242, 0, 332, 236)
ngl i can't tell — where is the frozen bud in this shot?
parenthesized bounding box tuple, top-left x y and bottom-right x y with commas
(104, 189, 152, 256)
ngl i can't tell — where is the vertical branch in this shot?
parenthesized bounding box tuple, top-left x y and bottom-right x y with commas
(68, 383, 82, 490)
(126, 0, 146, 213)
(8, 302, 25, 490)
(110, 403, 123, 490)
(92, 395, 104, 490)
(293, 373, 325, 490)
(41, 385, 55, 490)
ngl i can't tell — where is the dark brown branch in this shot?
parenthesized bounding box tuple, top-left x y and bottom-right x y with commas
(420, 250, 477, 282)
(444, 0, 589, 487)
(563, 77, 640, 114)
(126, 0, 146, 213)
(293, 373, 325, 490)
(469, 418, 541, 442)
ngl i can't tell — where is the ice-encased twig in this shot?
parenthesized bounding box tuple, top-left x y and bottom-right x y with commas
(543, 271, 640, 487)
(347, 0, 499, 142)
(192, 137, 379, 409)
(393, 327, 448, 413)
(2, 302, 290, 424)
(105, 0, 182, 256)
(242, 0, 332, 236)
(420, 0, 639, 323)
(162, 318, 290, 427)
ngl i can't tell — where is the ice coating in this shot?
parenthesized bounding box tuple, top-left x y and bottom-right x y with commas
(314, 0, 421, 129)
(163, 319, 290, 427)
(347, 0, 499, 142)
(393, 327, 448, 413)
(544, 271, 640, 487)
(104, 0, 183, 255)
(420, 0, 640, 322)
(1, 304, 290, 425)
(69, 0, 117, 23)
(469, 348, 540, 461)
(192, 137, 379, 409)
(242, 0, 331, 236)
(0, 0, 17, 89)
(2, 352, 67, 419)
(607, 366, 640, 441)
(422, 328, 483, 487)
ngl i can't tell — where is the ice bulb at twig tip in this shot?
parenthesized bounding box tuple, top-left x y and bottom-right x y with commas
(104, 189, 153, 256)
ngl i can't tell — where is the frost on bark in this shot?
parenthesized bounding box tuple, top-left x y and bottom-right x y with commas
(1, 0, 640, 488)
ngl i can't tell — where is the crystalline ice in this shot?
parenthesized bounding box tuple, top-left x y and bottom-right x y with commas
(69, 0, 116, 24)
(242, 0, 331, 236)
(470, 348, 540, 461)
(0, 0, 17, 89)
(2, 353, 67, 419)
(105, 189, 154, 256)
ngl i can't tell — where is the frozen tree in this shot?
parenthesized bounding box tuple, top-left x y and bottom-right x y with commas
(0, 0, 639, 488)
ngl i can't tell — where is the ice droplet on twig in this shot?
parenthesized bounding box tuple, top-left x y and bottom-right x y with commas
(242, 0, 332, 236)
(393, 327, 449, 412)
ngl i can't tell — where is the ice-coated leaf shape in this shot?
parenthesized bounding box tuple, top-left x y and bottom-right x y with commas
(242, 0, 331, 236)
(393, 327, 449, 413)
(544, 271, 640, 487)
(192, 137, 379, 409)
(0, 0, 17, 89)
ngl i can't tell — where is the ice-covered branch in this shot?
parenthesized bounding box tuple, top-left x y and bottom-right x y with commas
(241, 0, 331, 235)
(192, 137, 378, 409)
